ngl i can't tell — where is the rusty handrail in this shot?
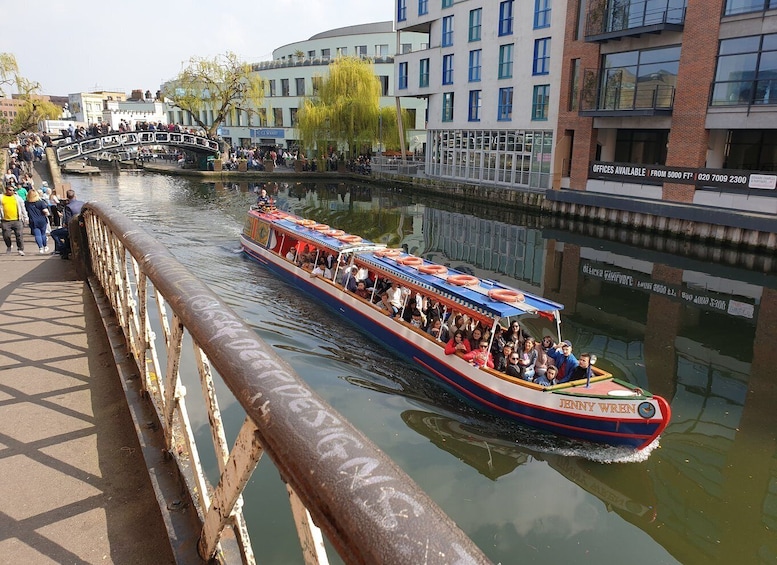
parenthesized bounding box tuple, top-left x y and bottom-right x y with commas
(78, 201, 490, 564)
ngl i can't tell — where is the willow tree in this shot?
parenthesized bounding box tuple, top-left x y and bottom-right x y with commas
(298, 57, 393, 159)
(162, 51, 264, 138)
(0, 53, 60, 146)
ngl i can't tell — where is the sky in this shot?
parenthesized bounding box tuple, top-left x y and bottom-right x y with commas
(0, 0, 395, 96)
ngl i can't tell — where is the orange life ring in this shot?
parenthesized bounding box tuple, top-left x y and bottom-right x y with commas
(324, 229, 345, 237)
(488, 288, 525, 303)
(299, 219, 315, 227)
(418, 264, 448, 275)
(398, 256, 423, 266)
(312, 223, 330, 231)
(375, 248, 402, 258)
(337, 235, 363, 244)
(447, 274, 480, 287)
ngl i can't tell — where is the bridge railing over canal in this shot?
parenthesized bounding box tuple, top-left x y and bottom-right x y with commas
(75, 202, 489, 565)
(55, 130, 220, 163)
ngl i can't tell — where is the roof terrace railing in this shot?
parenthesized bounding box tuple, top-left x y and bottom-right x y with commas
(77, 202, 490, 565)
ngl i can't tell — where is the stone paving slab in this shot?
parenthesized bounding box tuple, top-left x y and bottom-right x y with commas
(0, 234, 175, 564)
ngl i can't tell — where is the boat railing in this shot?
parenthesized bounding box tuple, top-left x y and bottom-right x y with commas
(74, 203, 491, 564)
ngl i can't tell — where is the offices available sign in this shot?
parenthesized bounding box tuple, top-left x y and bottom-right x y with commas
(581, 261, 756, 319)
(589, 162, 777, 191)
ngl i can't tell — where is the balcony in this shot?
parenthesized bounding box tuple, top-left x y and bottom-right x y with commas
(580, 68, 675, 116)
(585, 0, 686, 43)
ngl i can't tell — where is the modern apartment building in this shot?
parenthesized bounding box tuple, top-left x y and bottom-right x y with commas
(558, 0, 777, 215)
(166, 22, 429, 153)
(394, 0, 566, 190)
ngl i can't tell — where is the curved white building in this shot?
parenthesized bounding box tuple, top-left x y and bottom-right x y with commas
(167, 22, 429, 154)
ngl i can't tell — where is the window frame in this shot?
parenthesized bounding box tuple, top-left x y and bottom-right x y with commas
(499, 44, 514, 79)
(442, 15, 454, 47)
(398, 0, 407, 21)
(534, 0, 551, 29)
(398, 62, 409, 90)
(499, 0, 514, 36)
(469, 8, 482, 42)
(468, 90, 482, 121)
(442, 92, 454, 122)
(498, 87, 514, 121)
(442, 54, 454, 85)
(532, 85, 550, 120)
(419, 0, 429, 15)
(468, 49, 482, 82)
(419, 58, 430, 87)
(533, 38, 551, 76)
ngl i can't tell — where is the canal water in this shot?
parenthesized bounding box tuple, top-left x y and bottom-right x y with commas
(68, 171, 775, 565)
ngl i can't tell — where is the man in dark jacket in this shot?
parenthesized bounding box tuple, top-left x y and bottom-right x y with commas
(50, 189, 84, 259)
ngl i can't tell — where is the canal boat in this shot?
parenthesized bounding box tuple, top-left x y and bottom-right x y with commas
(240, 206, 671, 451)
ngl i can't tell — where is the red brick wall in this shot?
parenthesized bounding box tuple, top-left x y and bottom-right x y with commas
(663, 0, 724, 202)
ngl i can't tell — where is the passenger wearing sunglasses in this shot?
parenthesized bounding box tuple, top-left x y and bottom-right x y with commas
(463, 341, 494, 369)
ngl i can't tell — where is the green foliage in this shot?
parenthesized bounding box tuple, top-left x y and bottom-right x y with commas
(162, 51, 264, 138)
(0, 53, 60, 146)
(298, 57, 408, 157)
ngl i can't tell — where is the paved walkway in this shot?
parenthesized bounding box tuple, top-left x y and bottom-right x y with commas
(0, 235, 174, 564)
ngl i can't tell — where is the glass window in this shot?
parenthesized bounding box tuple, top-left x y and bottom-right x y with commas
(281, 79, 289, 96)
(712, 34, 777, 105)
(469, 49, 482, 82)
(312, 76, 322, 95)
(498, 87, 514, 120)
(569, 58, 581, 110)
(724, 0, 777, 16)
(273, 108, 284, 127)
(499, 0, 514, 36)
(402, 43, 413, 54)
(601, 45, 680, 110)
(443, 0, 453, 7)
(295, 78, 305, 96)
(534, 0, 551, 29)
(615, 129, 669, 164)
(337, 47, 347, 57)
(442, 92, 454, 122)
(356, 45, 367, 57)
(420, 58, 430, 87)
(399, 62, 408, 90)
(419, 0, 428, 15)
(724, 129, 777, 170)
(499, 44, 514, 79)
(268, 80, 276, 97)
(442, 54, 454, 84)
(398, 0, 407, 21)
(379, 75, 389, 95)
(290, 108, 298, 126)
(469, 90, 482, 121)
(321, 48, 331, 59)
(532, 85, 550, 120)
(442, 15, 454, 47)
(469, 8, 482, 41)
(376, 44, 389, 57)
(307, 50, 315, 58)
(533, 38, 551, 75)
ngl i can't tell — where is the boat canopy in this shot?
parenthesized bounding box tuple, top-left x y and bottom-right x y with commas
(356, 252, 563, 320)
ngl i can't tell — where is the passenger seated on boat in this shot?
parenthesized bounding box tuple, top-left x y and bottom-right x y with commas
(339, 265, 358, 291)
(285, 248, 297, 262)
(464, 341, 494, 369)
(312, 259, 332, 279)
(354, 280, 371, 300)
(491, 325, 508, 356)
(385, 281, 404, 316)
(568, 353, 592, 382)
(533, 336, 555, 378)
(494, 343, 514, 373)
(505, 321, 530, 351)
(408, 308, 427, 329)
(535, 365, 558, 387)
(423, 297, 444, 326)
(427, 318, 448, 342)
(505, 350, 524, 379)
(516, 338, 538, 381)
(468, 327, 485, 350)
(444, 331, 471, 355)
(548, 340, 579, 384)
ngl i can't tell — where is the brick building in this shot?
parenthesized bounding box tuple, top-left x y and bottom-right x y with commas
(556, 0, 777, 216)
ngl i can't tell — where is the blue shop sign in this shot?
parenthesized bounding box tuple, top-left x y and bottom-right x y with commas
(250, 128, 285, 139)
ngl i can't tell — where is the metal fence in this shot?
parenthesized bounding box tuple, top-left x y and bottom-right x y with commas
(76, 202, 490, 564)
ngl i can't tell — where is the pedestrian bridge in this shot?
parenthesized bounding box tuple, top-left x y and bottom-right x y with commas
(55, 131, 220, 163)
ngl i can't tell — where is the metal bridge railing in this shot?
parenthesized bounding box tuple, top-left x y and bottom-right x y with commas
(77, 202, 490, 565)
(55, 131, 220, 163)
